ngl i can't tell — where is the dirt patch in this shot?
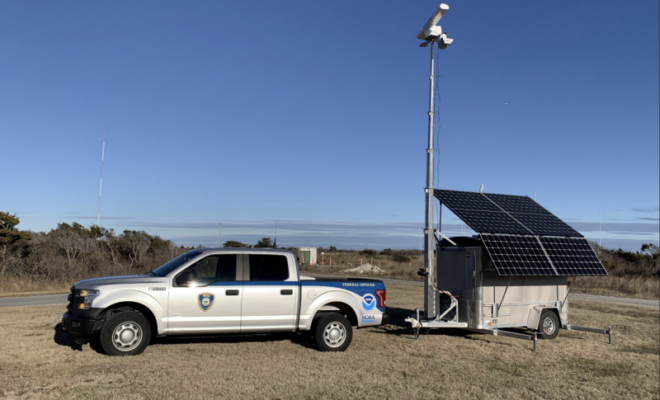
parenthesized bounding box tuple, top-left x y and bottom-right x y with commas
(342, 263, 385, 273)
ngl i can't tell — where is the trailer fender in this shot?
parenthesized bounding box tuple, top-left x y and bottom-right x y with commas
(527, 306, 560, 331)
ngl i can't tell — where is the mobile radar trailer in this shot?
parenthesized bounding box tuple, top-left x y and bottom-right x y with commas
(406, 4, 612, 351)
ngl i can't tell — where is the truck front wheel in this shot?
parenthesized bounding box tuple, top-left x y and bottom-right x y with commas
(99, 311, 151, 356)
(312, 313, 353, 352)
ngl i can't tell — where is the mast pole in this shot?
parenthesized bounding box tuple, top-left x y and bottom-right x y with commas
(424, 41, 437, 319)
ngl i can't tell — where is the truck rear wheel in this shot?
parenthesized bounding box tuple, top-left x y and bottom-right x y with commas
(312, 313, 352, 352)
(99, 311, 151, 356)
(539, 310, 560, 340)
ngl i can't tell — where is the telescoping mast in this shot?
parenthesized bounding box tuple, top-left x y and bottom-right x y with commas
(407, 4, 613, 351)
(417, 3, 454, 328)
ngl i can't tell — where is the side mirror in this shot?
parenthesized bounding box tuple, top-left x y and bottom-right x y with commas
(177, 271, 194, 286)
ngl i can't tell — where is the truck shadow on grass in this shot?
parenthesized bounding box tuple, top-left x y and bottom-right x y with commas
(53, 323, 84, 351)
(54, 307, 520, 354)
(151, 332, 314, 348)
(53, 322, 317, 354)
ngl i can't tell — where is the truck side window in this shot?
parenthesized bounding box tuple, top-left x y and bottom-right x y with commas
(176, 254, 237, 286)
(248, 255, 289, 281)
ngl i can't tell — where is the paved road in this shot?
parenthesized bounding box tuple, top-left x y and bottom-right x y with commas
(0, 276, 658, 310)
(0, 294, 68, 309)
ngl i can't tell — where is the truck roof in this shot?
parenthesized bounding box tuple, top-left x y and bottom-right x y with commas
(197, 248, 294, 254)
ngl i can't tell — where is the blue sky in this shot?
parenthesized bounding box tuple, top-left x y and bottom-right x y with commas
(1, 1, 658, 251)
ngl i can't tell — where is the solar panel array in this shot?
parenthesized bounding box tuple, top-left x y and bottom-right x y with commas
(480, 234, 607, 276)
(433, 189, 606, 276)
(480, 235, 556, 276)
(454, 210, 525, 235)
(434, 189, 582, 237)
(539, 237, 607, 276)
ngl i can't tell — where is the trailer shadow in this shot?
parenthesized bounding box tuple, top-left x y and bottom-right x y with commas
(371, 307, 534, 347)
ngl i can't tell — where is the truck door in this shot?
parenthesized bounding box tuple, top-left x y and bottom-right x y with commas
(240, 253, 298, 332)
(168, 254, 242, 334)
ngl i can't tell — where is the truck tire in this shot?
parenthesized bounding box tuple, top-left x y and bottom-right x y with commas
(99, 311, 151, 356)
(539, 310, 560, 340)
(312, 313, 353, 352)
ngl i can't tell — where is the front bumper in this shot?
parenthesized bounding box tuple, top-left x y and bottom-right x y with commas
(62, 312, 103, 338)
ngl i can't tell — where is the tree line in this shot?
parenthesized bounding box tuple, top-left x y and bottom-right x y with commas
(1, 210, 657, 291)
(0, 212, 183, 288)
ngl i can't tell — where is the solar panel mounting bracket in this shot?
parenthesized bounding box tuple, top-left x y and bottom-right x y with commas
(435, 231, 457, 246)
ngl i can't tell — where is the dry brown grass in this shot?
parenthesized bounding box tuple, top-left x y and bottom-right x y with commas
(0, 284, 657, 399)
(301, 252, 660, 300)
(300, 252, 424, 282)
(0, 279, 70, 296)
(570, 275, 660, 300)
(0, 289, 69, 298)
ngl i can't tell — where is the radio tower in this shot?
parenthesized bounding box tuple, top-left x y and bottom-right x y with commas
(97, 126, 106, 227)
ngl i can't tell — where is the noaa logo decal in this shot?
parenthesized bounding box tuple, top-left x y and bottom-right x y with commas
(362, 293, 376, 311)
(198, 293, 215, 312)
(362, 314, 376, 323)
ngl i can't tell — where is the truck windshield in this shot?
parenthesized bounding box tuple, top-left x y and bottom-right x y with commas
(149, 250, 206, 277)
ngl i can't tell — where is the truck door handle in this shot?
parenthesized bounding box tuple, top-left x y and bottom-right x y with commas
(281, 289, 293, 295)
(226, 290, 239, 296)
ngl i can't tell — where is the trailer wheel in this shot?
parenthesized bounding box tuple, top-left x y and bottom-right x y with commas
(312, 313, 353, 352)
(99, 311, 151, 356)
(539, 310, 560, 340)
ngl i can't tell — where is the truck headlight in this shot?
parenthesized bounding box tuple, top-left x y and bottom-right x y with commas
(78, 290, 100, 310)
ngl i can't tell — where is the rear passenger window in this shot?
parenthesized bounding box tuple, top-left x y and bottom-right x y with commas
(248, 255, 289, 281)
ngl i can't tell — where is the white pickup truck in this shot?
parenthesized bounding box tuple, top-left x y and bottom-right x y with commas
(62, 248, 388, 356)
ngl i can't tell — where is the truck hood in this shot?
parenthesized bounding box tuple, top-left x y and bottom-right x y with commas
(75, 274, 159, 288)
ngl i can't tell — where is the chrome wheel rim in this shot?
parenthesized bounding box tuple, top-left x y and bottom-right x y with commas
(543, 317, 556, 335)
(323, 321, 347, 348)
(112, 321, 143, 352)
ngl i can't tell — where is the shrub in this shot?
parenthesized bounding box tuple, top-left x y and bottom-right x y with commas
(392, 253, 411, 263)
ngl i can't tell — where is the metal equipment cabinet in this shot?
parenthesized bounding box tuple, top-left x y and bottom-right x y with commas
(436, 239, 568, 332)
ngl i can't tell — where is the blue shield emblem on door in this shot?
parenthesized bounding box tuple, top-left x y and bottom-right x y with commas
(198, 293, 215, 312)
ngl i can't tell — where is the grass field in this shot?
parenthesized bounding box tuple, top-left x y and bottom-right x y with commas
(0, 284, 658, 399)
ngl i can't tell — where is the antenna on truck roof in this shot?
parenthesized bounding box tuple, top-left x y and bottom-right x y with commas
(97, 125, 106, 227)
